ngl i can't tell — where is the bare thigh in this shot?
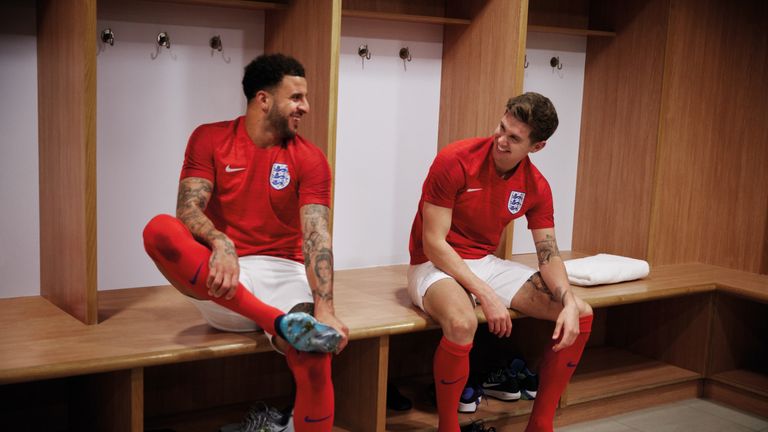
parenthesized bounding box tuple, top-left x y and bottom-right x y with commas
(509, 272, 591, 321)
(423, 278, 478, 344)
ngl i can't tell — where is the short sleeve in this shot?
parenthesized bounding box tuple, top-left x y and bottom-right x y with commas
(180, 125, 215, 182)
(422, 151, 465, 209)
(298, 145, 332, 208)
(525, 179, 555, 229)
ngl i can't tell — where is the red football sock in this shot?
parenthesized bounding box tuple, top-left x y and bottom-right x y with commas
(142, 214, 284, 335)
(526, 314, 593, 432)
(434, 336, 473, 432)
(286, 348, 334, 432)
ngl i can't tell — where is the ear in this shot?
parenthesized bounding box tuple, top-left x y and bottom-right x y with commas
(255, 90, 270, 112)
(530, 140, 546, 153)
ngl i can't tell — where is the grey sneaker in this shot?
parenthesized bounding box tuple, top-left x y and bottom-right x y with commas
(279, 312, 342, 353)
(219, 404, 293, 432)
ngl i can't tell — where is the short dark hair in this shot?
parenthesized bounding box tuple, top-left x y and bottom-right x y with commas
(242, 53, 305, 102)
(505, 92, 559, 143)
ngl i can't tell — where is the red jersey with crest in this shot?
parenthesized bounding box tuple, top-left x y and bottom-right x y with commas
(180, 116, 331, 263)
(409, 136, 554, 264)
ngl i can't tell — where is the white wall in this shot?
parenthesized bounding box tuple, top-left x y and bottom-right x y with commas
(512, 32, 586, 255)
(0, 1, 39, 299)
(0, 3, 587, 297)
(333, 18, 444, 269)
(97, 1, 264, 290)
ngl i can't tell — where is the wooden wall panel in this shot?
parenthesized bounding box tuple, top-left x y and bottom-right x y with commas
(571, 0, 669, 259)
(607, 294, 712, 374)
(342, 0, 446, 17)
(528, 0, 589, 29)
(438, 0, 527, 149)
(649, 0, 768, 271)
(265, 0, 341, 159)
(37, 0, 98, 324)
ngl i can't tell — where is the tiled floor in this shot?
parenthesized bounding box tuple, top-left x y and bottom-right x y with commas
(558, 399, 768, 432)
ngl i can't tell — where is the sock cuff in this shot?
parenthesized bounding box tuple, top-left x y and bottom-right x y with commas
(579, 314, 593, 333)
(439, 336, 472, 357)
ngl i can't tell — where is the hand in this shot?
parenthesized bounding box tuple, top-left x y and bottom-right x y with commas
(552, 302, 580, 351)
(207, 241, 240, 300)
(479, 292, 512, 338)
(315, 309, 350, 354)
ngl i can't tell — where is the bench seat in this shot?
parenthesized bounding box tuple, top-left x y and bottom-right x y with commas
(1, 253, 765, 386)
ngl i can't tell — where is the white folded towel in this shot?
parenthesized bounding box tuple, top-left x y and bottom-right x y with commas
(564, 254, 650, 286)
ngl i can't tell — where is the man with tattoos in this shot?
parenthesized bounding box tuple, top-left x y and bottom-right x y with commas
(143, 53, 347, 432)
(408, 93, 593, 432)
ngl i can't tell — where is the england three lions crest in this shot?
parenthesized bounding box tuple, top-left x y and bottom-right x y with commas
(508, 191, 526, 214)
(270, 163, 291, 190)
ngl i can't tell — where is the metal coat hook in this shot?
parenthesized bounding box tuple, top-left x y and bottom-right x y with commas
(157, 32, 171, 49)
(550, 56, 563, 71)
(209, 35, 231, 63)
(358, 44, 371, 69)
(399, 47, 412, 71)
(151, 32, 176, 60)
(524, 55, 529, 69)
(101, 28, 115, 46)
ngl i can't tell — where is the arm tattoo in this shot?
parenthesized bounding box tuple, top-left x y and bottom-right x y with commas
(301, 205, 334, 305)
(176, 178, 233, 252)
(535, 234, 560, 265)
(528, 272, 557, 302)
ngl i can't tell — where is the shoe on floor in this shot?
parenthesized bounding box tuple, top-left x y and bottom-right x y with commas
(460, 420, 497, 432)
(278, 312, 341, 353)
(387, 382, 413, 411)
(508, 358, 538, 399)
(481, 367, 521, 401)
(219, 403, 293, 432)
(458, 385, 484, 413)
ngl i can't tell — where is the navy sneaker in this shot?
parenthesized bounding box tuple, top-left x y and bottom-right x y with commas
(481, 367, 521, 401)
(508, 358, 538, 400)
(458, 385, 484, 413)
(278, 312, 341, 353)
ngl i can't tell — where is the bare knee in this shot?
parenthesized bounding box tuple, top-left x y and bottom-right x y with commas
(441, 314, 478, 344)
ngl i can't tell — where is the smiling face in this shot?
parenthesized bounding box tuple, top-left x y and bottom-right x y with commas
(265, 75, 310, 141)
(491, 112, 546, 175)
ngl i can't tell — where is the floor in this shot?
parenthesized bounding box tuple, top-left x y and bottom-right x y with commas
(558, 399, 768, 432)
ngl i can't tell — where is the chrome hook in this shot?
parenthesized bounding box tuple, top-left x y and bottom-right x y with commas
(550, 56, 563, 71)
(210, 35, 223, 52)
(101, 28, 115, 46)
(157, 32, 171, 49)
(209, 35, 231, 63)
(399, 47, 412, 71)
(151, 32, 175, 60)
(358, 44, 371, 69)
(524, 55, 529, 69)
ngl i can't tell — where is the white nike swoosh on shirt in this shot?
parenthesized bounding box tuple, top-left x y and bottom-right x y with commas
(225, 164, 246, 173)
(466, 188, 483, 192)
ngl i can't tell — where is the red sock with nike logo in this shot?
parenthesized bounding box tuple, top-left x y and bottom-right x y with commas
(526, 314, 593, 432)
(142, 214, 284, 335)
(434, 336, 472, 432)
(286, 348, 334, 432)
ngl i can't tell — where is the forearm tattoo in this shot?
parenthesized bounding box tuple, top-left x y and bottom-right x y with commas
(177, 178, 235, 255)
(302, 205, 334, 304)
(528, 272, 557, 302)
(535, 234, 560, 265)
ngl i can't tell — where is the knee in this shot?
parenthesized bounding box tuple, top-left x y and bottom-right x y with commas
(142, 214, 183, 261)
(143, 214, 177, 242)
(442, 314, 477, 344)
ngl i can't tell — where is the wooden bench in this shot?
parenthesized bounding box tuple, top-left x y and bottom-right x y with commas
(1, 253, 766, 431)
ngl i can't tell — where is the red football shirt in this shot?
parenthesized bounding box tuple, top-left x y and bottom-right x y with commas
(409, 137, 554, 264)
(180, 116, 331, 263)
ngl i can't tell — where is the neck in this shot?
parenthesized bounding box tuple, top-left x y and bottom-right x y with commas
(244, 106, 279, 148)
